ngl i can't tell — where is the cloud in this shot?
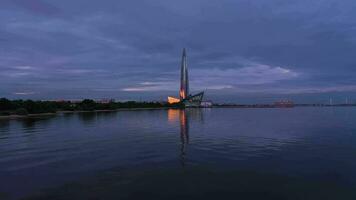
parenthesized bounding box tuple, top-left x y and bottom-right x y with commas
(12, 65, 34, 70)
(56, 69, 107, 75)
(283, 85, 356, 94)
(2, 72, 33, 78)
(191, 64, 299, 86)
(122, 62, 299, 92)
(13, 91, 36, 95)
(122, 81, 177, 92)
(11, 0, 59, 15)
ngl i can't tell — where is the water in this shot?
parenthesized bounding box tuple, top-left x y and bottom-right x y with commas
(1, 107, 356, 199)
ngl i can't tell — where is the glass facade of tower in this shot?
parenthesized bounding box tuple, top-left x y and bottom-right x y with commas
(180, 48, 189, 100)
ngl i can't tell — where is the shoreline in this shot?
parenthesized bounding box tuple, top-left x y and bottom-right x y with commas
(0, 107, 172, 120)
(1, 105, 356, 120)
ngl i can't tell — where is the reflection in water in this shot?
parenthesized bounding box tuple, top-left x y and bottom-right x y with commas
(21, 119, 37, 132)
(96, 111, 117, 119)
(168, 109, 204, 166)
(167, 109, 180, 123)
(0, 120, 10, 137)
(180, 109, 189, 166)
(0, 120, 10, 129)
(20, 117, 54, 134)
(77, 112, 97, 124)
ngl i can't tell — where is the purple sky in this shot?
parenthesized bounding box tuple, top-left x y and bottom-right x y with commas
(1, 0, 356, 103)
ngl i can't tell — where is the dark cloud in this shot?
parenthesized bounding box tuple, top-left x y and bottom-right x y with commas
(11, 0, 60, 15)
(1, 0, 356, 103)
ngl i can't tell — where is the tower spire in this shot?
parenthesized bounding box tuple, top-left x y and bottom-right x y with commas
(180, 48, 189, 100)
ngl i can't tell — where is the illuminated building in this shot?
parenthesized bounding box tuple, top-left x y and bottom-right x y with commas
(168, 96, 180, 104)
(168, 48, 204, 107)
(182, 92, 204, 107)
(274, 100, 294, 108)
(200, 101, 213, 108)
(180, 48, 189, 100)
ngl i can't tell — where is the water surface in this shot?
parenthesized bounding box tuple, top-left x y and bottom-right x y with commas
(1, 108, 356, 199)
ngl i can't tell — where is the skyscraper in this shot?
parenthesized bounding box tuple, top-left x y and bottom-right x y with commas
(180, 48, 189, 100)
(168, 48, 204, 107)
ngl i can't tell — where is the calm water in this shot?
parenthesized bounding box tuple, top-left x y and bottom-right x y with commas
(1, 108, 356, 199)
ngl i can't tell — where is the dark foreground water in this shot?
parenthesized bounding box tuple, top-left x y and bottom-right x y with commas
(1, 108, 356, 200)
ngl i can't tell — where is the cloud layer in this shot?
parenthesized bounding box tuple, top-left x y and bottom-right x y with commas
(1, 0, 356, 102)
(123, 62, 299, 92)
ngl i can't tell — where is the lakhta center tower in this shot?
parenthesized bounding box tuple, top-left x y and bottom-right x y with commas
(168, 48, 204, 107)
(180, 48, 189, 100)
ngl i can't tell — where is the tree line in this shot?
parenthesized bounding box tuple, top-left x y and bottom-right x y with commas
(0, 98, 180, 116)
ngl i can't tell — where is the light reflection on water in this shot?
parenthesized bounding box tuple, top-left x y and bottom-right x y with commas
(1, 108, 356, 199)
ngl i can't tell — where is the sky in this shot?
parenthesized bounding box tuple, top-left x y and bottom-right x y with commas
(1, 0, 356, 103)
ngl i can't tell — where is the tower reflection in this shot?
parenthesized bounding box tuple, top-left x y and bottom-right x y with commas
(180, 109, 189, 167)
(168, 108, 204, 167)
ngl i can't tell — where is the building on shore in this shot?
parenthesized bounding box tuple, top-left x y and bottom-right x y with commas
(167, 96, 180, 104)
(200, 100, 213, 108)
(274, 100, 294, 108)
(168, 49, 205, 107)
(95, 99, 115, 104)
